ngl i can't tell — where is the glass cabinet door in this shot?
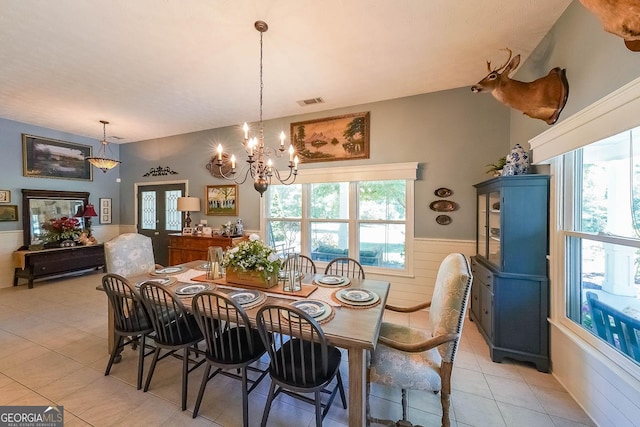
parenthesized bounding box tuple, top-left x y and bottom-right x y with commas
(477, 193, 488, 259)
(487, 191, 501, 267)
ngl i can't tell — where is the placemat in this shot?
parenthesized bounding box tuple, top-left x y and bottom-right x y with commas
(330, 289, 381, 309)
(191, 274, 318, 298)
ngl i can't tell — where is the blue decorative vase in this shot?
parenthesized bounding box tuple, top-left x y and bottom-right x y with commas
(505, 144, 530, 175)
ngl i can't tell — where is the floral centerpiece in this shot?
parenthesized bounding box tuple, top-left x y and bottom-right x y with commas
(41, 216, 82, 244)
(222, 234, 281, 288)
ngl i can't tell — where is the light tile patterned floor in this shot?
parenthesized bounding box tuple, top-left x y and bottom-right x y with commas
(0, 272, 595, 426)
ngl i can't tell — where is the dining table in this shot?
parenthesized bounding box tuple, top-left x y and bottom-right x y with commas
(99, 260, 390, 427)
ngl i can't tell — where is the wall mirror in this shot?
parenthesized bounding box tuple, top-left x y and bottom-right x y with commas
(21, 189, 89, 247)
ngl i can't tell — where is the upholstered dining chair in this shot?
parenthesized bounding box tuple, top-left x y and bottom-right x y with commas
(139, 281, 205, 411)
(102, 273, 155, 390)
(256, 303, 347, 427)
(104, 233, 161, 277)
(324, 257, 365, 279)
(367, 253, 472, 427)
(190, 290, 268, 425)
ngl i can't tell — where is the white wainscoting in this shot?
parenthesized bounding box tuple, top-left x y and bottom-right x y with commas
(368, 238, 475, 307)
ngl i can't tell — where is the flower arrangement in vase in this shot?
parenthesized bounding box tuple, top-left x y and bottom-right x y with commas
(222, 234, 281, 288)
(41, 216, 82, 245)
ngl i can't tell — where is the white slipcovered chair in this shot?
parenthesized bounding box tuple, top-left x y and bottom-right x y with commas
(367, 253, 472, 427)
(104, 233, 159, 277)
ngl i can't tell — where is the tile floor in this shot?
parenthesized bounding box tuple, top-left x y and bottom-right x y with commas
(0, 272, 595, 427)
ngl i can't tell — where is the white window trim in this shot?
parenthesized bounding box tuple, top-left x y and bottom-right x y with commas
(532, 79, 640, 379)
(261, 162, 417, 277)
(531, 76, 640, 163)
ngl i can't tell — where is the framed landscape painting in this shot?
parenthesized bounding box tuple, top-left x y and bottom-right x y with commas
(0, 205, 18, 221)
(22, 134, 93, 181)
(290, 111, 370, 163)
(206, 184, 238, 216)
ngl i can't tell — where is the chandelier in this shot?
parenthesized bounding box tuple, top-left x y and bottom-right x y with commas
(214, 20, 299, 197)
(86, 120, 121, 173)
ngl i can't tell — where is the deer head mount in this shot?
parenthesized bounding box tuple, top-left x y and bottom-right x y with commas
(471, 48, 569, 125)
(579, 0, 640, 52)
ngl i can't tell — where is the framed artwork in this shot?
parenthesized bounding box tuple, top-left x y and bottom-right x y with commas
(206, 184, 238, 216)
(99, 198, 112, 224)
(0, 205, 18, 221)
(290, 111, 370, 163)
(22, 134, 93, 181)
(0, 190, 10, 203)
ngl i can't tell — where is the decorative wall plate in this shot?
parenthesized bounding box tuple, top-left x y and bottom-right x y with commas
(434, 187, 452, 197)
(429, 200, 458, 212)
(435, 215, 452, 225)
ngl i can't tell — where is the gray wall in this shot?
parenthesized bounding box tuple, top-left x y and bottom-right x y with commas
(511, 1, 640, 147)
(120, 86, 510, 239)
(0, 117, 121, 237)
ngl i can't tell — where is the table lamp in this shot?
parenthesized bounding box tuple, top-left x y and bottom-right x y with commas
(82, 203, 98, 237)
(177, 196, 200, 233)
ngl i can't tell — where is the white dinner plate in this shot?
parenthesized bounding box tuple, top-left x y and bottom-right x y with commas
(152, 266, 185, 275)
(335, 289, 381, 306)
(318, 275, 344, 285)
(135, 277, 177, 288)
(229, 290, 262, 305)
(291, 300, 326, 318)
(174, 283, 211, 296)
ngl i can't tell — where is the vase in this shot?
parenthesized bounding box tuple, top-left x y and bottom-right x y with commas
(505, 144, 530, 175)
(226, 268, 279, 289)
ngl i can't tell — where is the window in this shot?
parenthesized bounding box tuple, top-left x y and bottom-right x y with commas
(563, 126, 640, 364)
(263, 163, 416, 274)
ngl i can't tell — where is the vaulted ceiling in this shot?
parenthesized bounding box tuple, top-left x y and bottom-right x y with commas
(0, 0, 573, 143)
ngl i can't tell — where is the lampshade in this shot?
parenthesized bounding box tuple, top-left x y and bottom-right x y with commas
(83, 203, 98, 217)
(176, 197, 201, 212)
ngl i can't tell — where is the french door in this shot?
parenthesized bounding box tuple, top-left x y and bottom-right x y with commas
(136, 183, 185, 265)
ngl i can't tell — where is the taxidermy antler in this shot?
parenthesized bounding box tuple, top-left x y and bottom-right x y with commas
(579, 0, 640, 52)
(471, 48, 569, 125)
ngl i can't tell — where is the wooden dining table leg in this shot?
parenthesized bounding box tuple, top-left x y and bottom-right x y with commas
(348, 347, 367, 427)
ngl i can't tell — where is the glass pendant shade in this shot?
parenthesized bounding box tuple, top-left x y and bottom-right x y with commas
(86, 120, 121, 173)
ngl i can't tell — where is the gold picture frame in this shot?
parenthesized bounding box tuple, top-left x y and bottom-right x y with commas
(0, 205, 18, 221)
(206, 184, 238, 216)
(22, 134, 93, 181)
(290, 111, 370, 163)
(0, 190, 10, 203)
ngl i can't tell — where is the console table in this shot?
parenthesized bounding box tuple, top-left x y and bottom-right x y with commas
(13, 244, 106, 289)
(168, 234, 248, 265)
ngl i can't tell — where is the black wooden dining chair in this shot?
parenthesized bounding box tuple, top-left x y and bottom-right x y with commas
(138, 281, 205, 410)
(256, 303, 347, 427)
(102, 273, 155, 390)
(325, 257, 365, 279)
(190, 290, 269, 426)
(284, 253, 317, 274)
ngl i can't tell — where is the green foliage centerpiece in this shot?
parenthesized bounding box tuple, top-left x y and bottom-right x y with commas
(223, 234, 281, 288)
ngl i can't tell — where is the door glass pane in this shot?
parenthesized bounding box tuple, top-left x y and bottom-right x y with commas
(141, 191, 157, 230)
(358, 180, 406, 220)
(165, 190, 182, 231)
(488, 191, 501, 266)
(310, 183, 349, 219)
(268, 184, 301, 218)
(478, 194, 487, 258)
(310, 221, 348, 262)
(359, 223, 404, 269)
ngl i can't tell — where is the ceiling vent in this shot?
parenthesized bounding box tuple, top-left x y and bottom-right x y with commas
(297, 97, 325, 107)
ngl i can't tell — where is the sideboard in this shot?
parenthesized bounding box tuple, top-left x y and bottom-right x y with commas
(168, 234, 248, 265)
(13, 244, 106, 289)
